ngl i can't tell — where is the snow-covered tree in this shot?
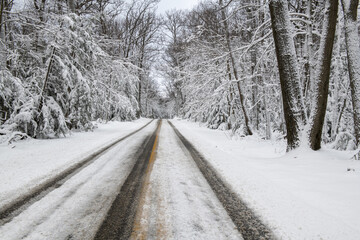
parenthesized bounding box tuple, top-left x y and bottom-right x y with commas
(0, 1, 142, 138)
(269, 0, 306, 150)
(308, 0, 338, 150)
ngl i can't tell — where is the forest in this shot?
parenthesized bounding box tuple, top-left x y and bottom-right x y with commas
(0, 0, 359, 153)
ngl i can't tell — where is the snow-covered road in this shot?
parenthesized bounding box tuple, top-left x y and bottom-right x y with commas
(131, 121, 243, 240)
(0, 120, 249, 240)
(0, 120, 158, 239)
(1, 118, 359, 240)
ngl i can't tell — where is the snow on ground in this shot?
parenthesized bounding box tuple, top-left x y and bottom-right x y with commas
(1, 118, 359, 240)
(171, 119, 360, 240)
(0, 120, 158, 240)
(0, 118, 151, 210)
(133, 121, 242, 239)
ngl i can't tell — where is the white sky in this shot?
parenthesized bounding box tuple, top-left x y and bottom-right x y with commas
(13, 0, 200, 13)
(157, 0, 200, 14)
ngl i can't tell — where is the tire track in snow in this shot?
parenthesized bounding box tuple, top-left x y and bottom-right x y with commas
(143, 120, 241, 239)
(0, 119, 154, 226)
(94, 120, 162, 240)
(130, 120, 165, 240)
(168, 120, 276, 240)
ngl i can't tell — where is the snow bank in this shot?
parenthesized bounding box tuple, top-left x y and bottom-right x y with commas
(171, 119, 360, 240)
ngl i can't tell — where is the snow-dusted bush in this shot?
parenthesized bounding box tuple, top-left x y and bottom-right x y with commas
(331, 132, 357, 151)
(0, 71, 26, 115)
(39, 97, 68, 137)
(3, 96, 68, 138)
(10, 99, 38, 137)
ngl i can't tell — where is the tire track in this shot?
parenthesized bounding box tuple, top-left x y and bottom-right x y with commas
(94, 120, 162, 240)
(168, 120, 276, 240)
(130, 120, 162, 240)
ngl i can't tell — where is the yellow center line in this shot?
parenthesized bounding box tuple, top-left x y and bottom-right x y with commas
(131, 120, 163, 240)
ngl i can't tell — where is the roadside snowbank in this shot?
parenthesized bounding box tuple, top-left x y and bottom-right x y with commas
(0, 118, 151, 210)
(171, 119, 360, 240)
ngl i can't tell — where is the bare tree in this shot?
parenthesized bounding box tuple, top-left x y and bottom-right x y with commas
(219, 0, 252, 135)
(117, 0, 160, 116)
(163, 10, 187, 115)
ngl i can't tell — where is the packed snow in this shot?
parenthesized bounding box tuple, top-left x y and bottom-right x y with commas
(171, 119, 360, 240)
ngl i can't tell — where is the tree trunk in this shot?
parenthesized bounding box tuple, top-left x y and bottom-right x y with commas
(331, 15, 343, 140)
(251, 50, 259, 131)
(308, 0, 338, 150)
(67, 0, 75, 13)
(138, 79, 142, 117)
(137, 47, 145, 117)
(0, 0, 7, 71)
(269, 0, 307, 151)
(304, 0, 314, 111)
(341, 0, 360, 147)
(263, 69, 272, 140)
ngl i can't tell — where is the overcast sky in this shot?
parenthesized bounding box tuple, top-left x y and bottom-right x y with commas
(157, 0, 200, 14)
(13, 0, 200, 13)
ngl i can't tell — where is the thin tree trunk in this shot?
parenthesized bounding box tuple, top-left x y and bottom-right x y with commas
(331, 14, 343, 140)
(38, 47, 56, 113)
(304, 0, 314, 111)
(67, 0, 75, 13)
(264, 91, 271, 140)
(308, 0, 338, 150)
(341, 0, 360, 147)
(0, 0, 7, 71)
(269, 0, 307, 151)
(144, 78, 149, 117)
(263, 68, 271, 140)
(137, 53, 145, 117)
(138, 78, 141, 116)
(226, 60, 233, 128)
(251, 50, 259, 130)
(335, 97, 347, 135)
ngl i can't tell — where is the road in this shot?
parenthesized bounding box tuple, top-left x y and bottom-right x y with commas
(0, 120, 274, 240)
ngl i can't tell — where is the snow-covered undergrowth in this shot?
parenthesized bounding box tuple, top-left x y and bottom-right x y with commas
(172, 119, 360, 240)
(0, 118, 151, 211)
